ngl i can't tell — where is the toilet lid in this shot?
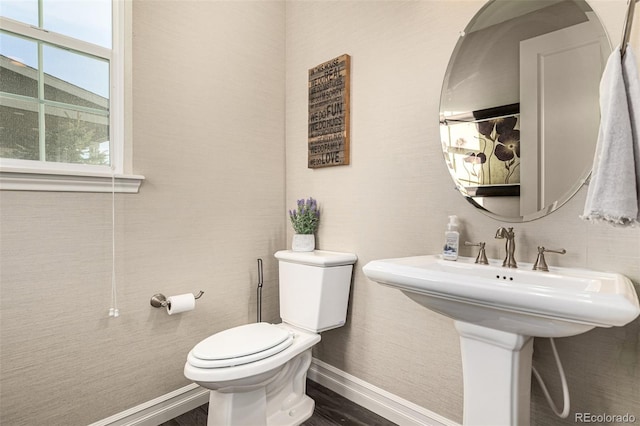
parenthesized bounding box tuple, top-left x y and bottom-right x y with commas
(189, 323, 294, 368)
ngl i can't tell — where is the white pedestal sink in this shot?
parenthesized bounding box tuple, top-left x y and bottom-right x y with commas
(363, 255, 640, 426)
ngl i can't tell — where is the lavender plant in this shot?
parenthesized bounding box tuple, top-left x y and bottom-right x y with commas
(289, 197, 320, 234)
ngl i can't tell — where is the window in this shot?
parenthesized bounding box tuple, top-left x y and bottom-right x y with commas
(0, 0, 142, 192)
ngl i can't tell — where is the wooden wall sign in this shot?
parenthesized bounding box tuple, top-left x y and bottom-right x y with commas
(308, 54, 350, 168)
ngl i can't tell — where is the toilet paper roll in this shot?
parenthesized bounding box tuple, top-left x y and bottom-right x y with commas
(166, 293, 196, 315)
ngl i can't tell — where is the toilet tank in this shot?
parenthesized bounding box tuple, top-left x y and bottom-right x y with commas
(274, 250, 357, 333)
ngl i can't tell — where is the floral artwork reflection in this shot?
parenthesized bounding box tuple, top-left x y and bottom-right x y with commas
(442, 113, 520, 188)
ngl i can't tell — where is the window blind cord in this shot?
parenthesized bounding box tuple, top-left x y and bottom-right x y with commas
(531, 338, 570, 418)
(108, 170, 120, 318)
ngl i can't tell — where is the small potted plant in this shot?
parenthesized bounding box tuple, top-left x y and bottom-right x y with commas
(288, 197, 320, 252)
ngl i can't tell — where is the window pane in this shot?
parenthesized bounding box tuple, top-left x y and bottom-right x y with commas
(0, 95, 39, 160)
(45, 105, 109, 165)
(42, 0, 112, 48)
(0, 1, 117, 171)
(0, 0, 38, 26)
(43, 44, 109, 110)
(0, 32, 38, 98)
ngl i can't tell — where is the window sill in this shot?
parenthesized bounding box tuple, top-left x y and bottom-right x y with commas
(0, 168, 144, 193)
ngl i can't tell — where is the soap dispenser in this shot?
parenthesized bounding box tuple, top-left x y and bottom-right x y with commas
(443, 215, 460, 261)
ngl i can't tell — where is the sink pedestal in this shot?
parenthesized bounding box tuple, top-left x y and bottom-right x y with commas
(455, 321, 533, 426)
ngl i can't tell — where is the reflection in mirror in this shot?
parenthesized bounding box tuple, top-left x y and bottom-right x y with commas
(440, 0, 610, 222)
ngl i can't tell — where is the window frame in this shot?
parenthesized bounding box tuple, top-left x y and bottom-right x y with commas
(0, 0, 143, 193)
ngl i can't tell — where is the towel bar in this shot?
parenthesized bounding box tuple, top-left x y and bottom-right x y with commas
(621, 0, 639, 59)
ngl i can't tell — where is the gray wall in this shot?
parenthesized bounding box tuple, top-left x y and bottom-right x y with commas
(286, 1, 639, 424)
(0, 1, 286, 424)
(0, 1, 638, 425)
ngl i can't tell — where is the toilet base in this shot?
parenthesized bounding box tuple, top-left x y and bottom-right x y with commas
(207, 389, 314, 426)
(267, 394, 314, 426)
(205, 349, 315, 426)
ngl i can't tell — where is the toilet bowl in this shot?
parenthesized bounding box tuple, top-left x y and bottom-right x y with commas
(184, 250, 357, 426)
(185, 322, 320, 426)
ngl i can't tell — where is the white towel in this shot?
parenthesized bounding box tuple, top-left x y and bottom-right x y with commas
(624, 47, 640, 222)
(582, 45, 640, 227)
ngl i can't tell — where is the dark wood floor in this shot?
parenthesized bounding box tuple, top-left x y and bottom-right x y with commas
(160, 379, 397, 426)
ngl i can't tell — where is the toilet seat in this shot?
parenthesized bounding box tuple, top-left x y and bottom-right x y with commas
(188, 322, 294, 369)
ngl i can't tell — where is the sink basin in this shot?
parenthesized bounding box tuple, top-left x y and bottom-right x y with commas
(363, 254, 639, 337)
(364, 254, 639, 425)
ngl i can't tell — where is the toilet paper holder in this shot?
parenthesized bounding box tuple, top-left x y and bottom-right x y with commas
(150, 291, 204, 308)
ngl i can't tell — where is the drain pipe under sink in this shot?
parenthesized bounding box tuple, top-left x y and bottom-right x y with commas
(532, 338, 570, 418)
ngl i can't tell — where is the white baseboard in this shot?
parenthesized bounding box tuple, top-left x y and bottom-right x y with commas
(91, 358, 459, 426)
(88, 383, 209, 426)
(308, 358, 460, 426)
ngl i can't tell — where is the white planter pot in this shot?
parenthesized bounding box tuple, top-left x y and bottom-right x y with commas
(292, 234, 315, 252)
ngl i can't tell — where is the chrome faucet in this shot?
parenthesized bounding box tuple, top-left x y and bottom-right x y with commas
(495, 227, 517, 268)
(465, 241, 489, 265)
(532, 246, 566, 272)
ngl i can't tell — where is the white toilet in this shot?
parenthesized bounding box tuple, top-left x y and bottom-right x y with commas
(184, 249, 357, 426)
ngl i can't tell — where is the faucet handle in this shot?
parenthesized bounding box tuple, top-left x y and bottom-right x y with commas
(465, 241, 489, 265)
(532, 246, 566, 272)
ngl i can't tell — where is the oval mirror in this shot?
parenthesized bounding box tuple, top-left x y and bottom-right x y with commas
(440, 0, 611, 222)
